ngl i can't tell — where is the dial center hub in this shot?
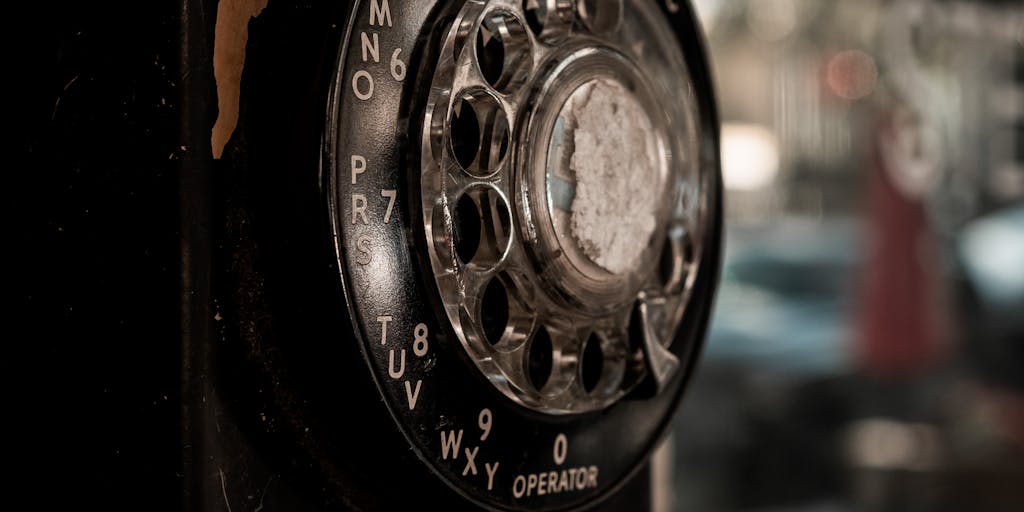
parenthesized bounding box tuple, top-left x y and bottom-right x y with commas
(547, 77, 661, 276)
(520, 46, 670, 312)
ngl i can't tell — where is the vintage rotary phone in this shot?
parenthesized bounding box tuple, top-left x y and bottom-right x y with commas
(13, 1, 720, 510)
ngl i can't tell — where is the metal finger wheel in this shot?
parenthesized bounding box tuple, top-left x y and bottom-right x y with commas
(421, 0, 709, 414)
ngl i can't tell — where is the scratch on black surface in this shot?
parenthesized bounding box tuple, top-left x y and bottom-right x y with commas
(253, 475, 274, 512)
(218, 467, 233, 512)
(52, 75, 79, 120)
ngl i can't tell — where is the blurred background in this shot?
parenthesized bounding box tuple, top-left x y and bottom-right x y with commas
(667, 1, 1024, 511)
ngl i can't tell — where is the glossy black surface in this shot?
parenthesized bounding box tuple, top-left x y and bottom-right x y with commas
(12, 1, 185, 508)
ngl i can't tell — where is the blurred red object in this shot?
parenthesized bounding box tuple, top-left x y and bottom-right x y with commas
(857, 112, 949, 376)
